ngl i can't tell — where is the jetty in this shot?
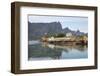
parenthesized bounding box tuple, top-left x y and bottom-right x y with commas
(41, 36, 88, 45)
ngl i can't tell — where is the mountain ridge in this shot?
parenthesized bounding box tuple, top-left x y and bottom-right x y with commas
(28, 21, 87, 40)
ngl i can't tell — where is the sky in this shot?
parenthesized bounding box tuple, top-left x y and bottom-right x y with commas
(28, 15, 88, 33)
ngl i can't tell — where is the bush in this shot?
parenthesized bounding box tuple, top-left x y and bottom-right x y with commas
(56, 33, 66, 37)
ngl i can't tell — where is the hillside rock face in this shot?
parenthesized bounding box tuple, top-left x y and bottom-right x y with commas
(28, 22, 85, 40)
(28, 22, 63, 40)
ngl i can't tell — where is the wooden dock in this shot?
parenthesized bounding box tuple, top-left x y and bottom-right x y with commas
(41, 37, 87, 45)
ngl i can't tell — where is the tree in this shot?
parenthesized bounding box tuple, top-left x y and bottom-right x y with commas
(56, 33, 66, 37)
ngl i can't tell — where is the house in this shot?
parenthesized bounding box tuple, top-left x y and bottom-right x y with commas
(66, 32, 73, 37)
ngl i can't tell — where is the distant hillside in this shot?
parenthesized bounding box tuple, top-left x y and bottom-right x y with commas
(28, 21, 86, 40)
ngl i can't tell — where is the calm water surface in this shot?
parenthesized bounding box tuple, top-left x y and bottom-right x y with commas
(28, 40, 88, 61)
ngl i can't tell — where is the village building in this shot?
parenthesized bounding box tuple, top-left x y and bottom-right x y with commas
(66, 32, 73, 37)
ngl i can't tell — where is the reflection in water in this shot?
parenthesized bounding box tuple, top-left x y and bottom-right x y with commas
(28, 40, 88, 61)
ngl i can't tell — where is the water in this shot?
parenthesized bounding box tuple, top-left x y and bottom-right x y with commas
(28, 40, 88, 61)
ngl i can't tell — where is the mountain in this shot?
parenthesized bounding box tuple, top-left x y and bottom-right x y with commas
(28, 22, 62, 40)
(28, 21, 86, 40)
(62, 27, 72, 33)
(74, 30, 85, 36)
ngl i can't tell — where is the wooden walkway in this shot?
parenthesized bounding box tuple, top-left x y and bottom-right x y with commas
(42, 37, 87, 45)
